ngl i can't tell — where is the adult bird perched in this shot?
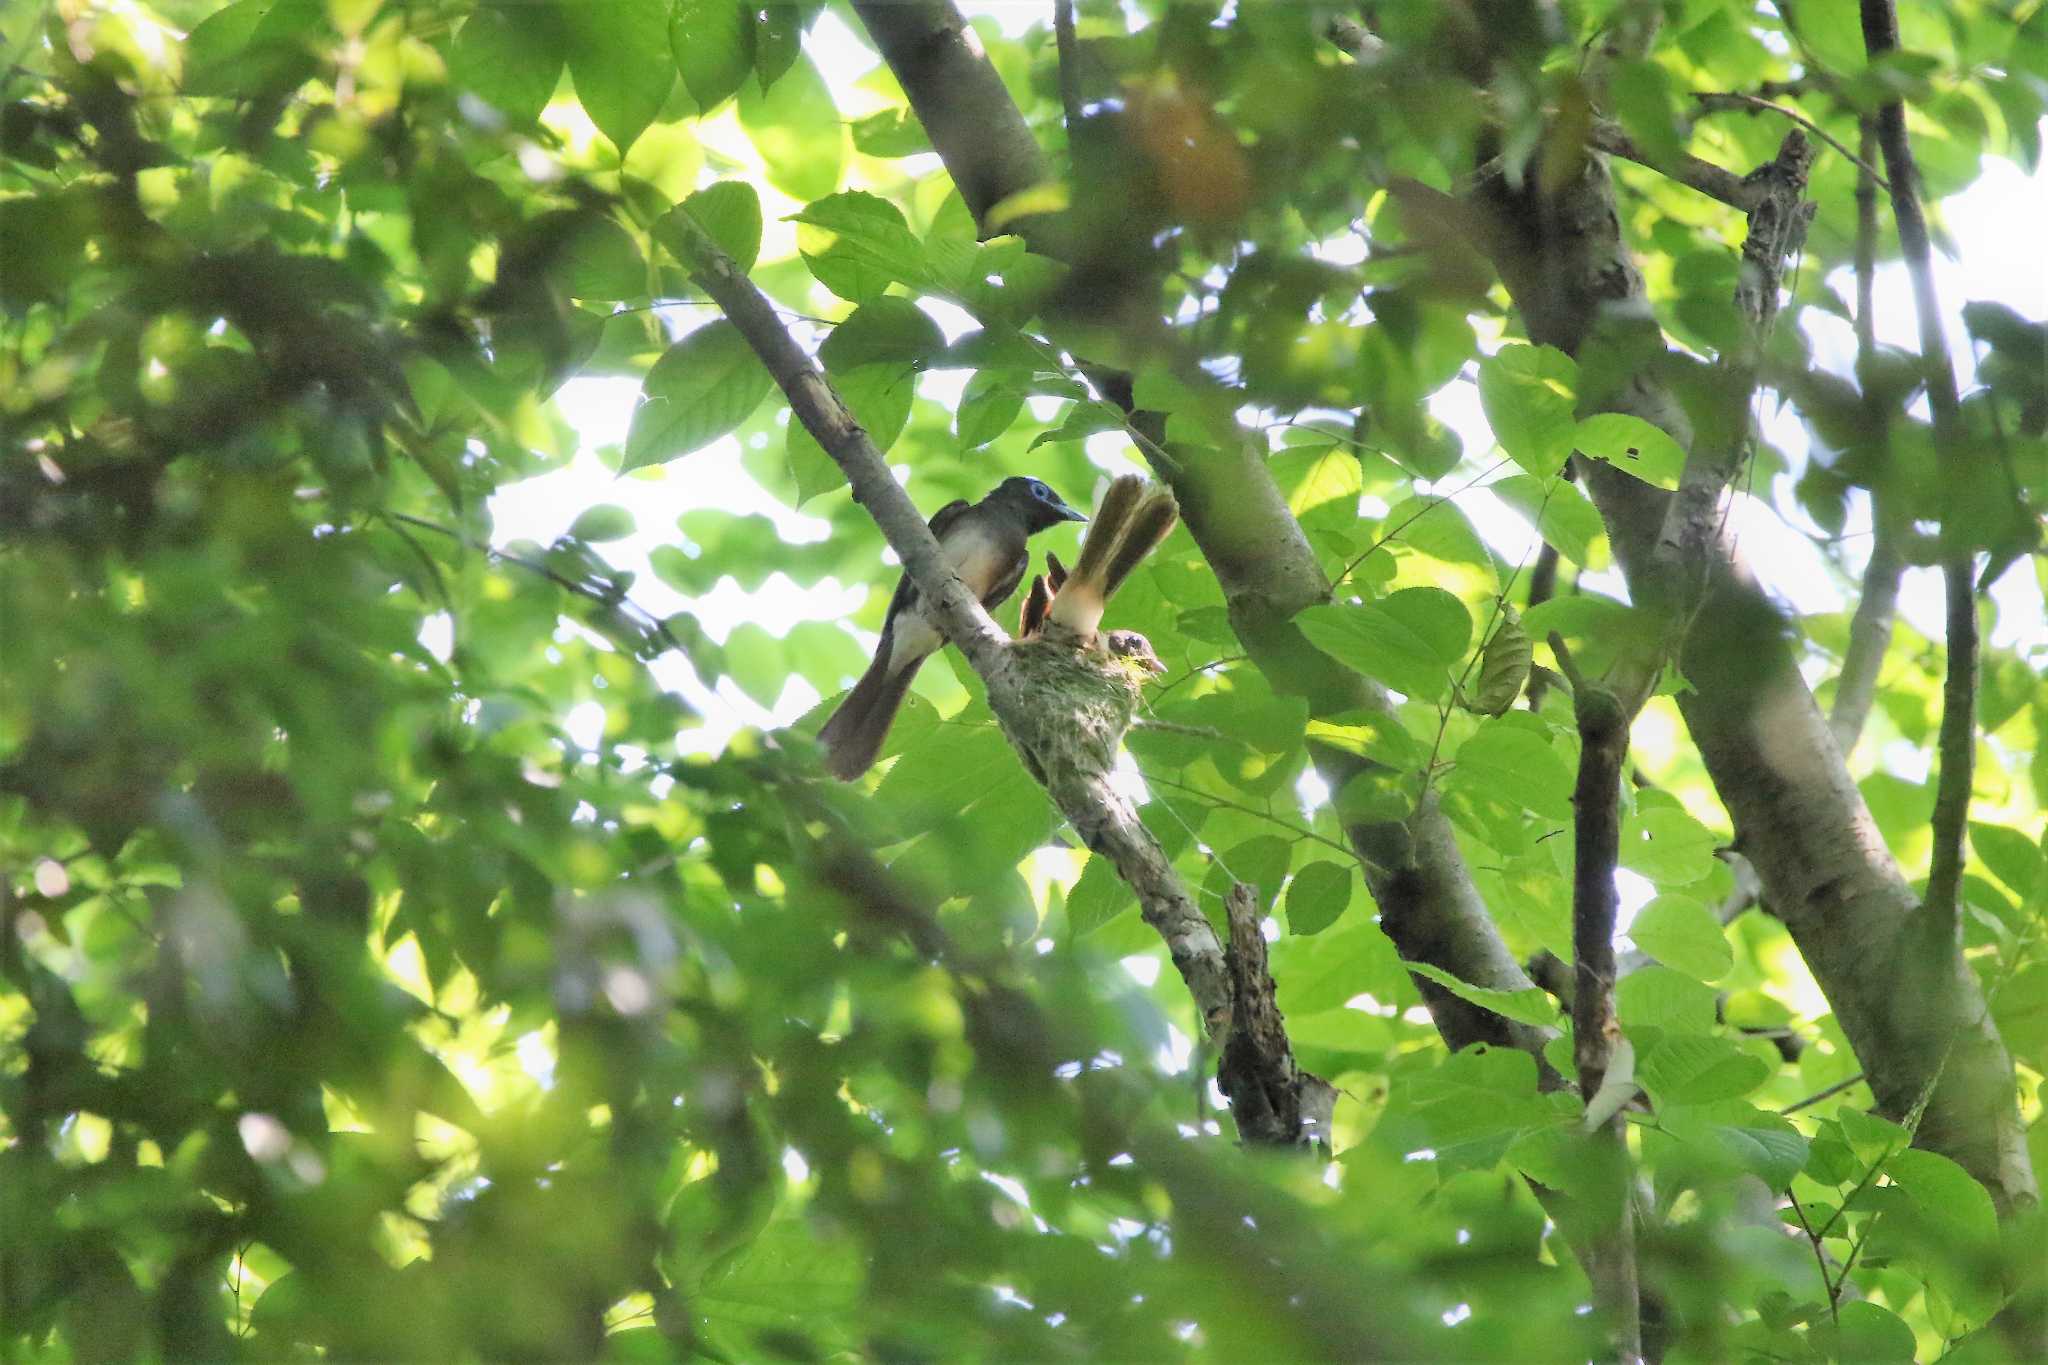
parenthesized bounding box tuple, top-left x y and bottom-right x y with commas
(818, 476, 1087, 780)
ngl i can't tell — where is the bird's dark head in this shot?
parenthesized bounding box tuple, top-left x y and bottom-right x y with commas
(989, 476, 1088, 533)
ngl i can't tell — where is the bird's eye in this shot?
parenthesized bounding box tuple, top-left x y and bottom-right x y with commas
(1031, 481, 1049, 499)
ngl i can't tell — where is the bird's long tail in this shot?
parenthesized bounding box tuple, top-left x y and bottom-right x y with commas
(1048, 475, 1178, 638)
(818, 645, 922, 780)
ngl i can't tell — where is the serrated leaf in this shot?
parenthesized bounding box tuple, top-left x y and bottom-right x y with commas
(1405, 961, 1560, 1028)
(1637, 1034, 1769, 1104)
(1490, 473, 1604, 567)
(1449, 720, 1572, 819)
(672, 0, 753, 110)
(1616, 965, 1718, 1033)
(1575, 412, 1687, 490)
(1626, 892, 1733, 981)
(1620, 805, 1720, 885)
(1478, 344, 1579, 477)
(658, 182, 763, 273)
(1296, 588, 1472, 702)
(787, 363, 915, 503)
(1661, 1100, 1809, 1190)
(564, 0, 674, 156)
(623, 322, 776, 471)
(817, 297, 944, 373)
(792, 191, 931, 302)
(1285, 860, 1352, 936)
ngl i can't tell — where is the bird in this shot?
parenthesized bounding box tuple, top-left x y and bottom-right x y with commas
(1019, 554, 1166, 677)
(818, 475, 1087, 780)
(1018, 475, 1177, 648)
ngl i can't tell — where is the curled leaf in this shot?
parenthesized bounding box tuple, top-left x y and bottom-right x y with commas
(1462, 604, 1531, 717)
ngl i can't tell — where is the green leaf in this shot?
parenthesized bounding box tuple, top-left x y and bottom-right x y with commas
(661, 182, 764, 274)
(722, 623, 786, 708)
(1285, 860, 1352, 936)
(1490, 473, 1604, 567)
(1462, 605, 1531, 717)
(956, 371, 1023, 450)
(567, 503, 634, 543)
(1620, 804, 1721, 886)
(623, 322, 777, 471)
(1616, 965, 1718, 1033)
(1826, 1303, 1917, 1364)
(1478, 344, 1579, 477)
(450, 3, 563, 128)
(1574, 413, 1687, 490)
(787, 364, 915, 503)
(1378, 495, 1493, 569)
(1449, 720, 1573, 820)
(818, 297, 944, 373)
(563, 0, 675, 156)
(1626, 893, 1733, 982)
(1027, 401, 1125, 451)
(672, 0, 754, 110)
(793, 191, 932, 302)
(739, 52, 842, 202)
(1658, 1100, 1809, 1190)
(697, 1219, 863, 1333)
(558, 217, 645, 302)
(1969, 821, 2042, 898)
(851, 107, 932, 158)
(1884, 1149, 2000, 1254)
(752, 4, 803, 89)
(1067, 852, 1130, 935)
(1637, 1034, 1770, 1104)
(1385, 1046, 1559, 1172)
(1404, 962, 1560, 1029)
(1272, 922, 1405, 1014)
(1296, 587, 1472, 702)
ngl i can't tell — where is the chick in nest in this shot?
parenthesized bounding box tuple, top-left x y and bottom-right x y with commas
(1004, 476, 1177, 785)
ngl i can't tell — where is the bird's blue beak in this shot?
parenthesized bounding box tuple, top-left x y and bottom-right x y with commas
(1054, 498, 1088, 523)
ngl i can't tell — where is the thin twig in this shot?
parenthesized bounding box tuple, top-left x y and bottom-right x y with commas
(1142, 773, 1362, 864)
(1691, 91, 1892, 190)
(385, 512, 686, 659)
(1780, 1070, 1867, 1116)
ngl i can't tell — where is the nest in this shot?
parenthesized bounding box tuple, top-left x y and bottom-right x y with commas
(1001, 637, 1147, 789)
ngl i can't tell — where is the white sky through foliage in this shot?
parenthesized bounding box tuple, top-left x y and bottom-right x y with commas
(487, 15, 2047, 766)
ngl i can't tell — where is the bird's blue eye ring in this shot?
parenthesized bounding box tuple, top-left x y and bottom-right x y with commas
(1030, 480, 1049, 499)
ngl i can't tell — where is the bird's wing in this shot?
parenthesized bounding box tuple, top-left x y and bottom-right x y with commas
(881, 498, 973, 625)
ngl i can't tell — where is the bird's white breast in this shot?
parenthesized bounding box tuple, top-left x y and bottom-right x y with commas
(884, 522, 1011, 674)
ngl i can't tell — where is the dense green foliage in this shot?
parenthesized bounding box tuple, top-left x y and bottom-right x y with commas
(2, 0, 2044, 1360)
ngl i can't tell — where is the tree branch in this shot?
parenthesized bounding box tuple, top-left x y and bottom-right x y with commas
(852, 0, 1557, 1069)
(660, 206, 1345, 1143)
(1691, 91, 1892, 190)
(1860, 0, 1978, 948)
(1549, 633, 1642, 1365)
(1468, 73, 2035, 1211)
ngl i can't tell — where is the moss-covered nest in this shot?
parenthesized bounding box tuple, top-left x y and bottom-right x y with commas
(1000, 638, 1148, 788)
